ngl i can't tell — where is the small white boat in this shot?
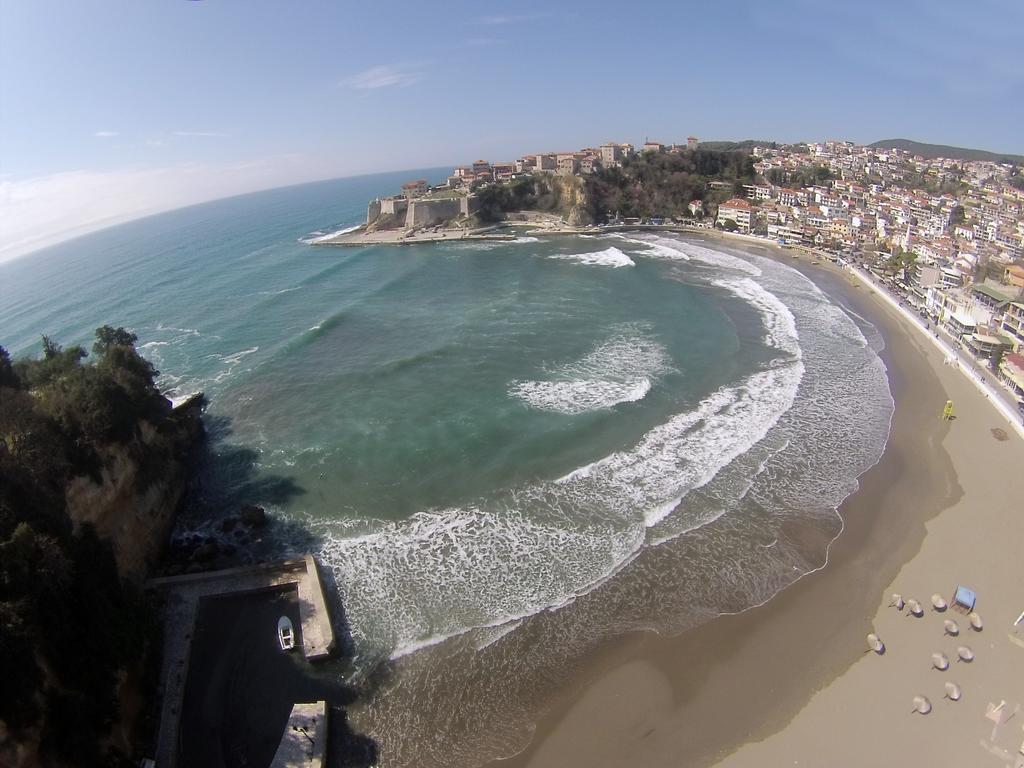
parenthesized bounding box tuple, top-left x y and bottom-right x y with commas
(278, 616, 295, 651)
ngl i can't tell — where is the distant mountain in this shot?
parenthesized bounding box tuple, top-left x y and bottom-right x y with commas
(870, 138, 1024, 164)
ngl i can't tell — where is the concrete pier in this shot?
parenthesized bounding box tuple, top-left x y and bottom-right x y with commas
(271, 701, 327, 767)
(148, 555, 336, 767)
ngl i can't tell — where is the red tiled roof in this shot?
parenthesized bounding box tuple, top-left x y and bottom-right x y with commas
(1005, 353, 1024, 371)
(721, 198, 752, 209)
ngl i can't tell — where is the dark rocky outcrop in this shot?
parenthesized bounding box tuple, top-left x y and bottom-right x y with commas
(64, 394, 206, 582)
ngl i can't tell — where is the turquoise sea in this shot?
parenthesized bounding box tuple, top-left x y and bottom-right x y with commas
(0, 170, 894, 766)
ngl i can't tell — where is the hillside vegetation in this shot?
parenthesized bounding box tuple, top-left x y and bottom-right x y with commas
(0, 327, 202, 766)
(475, 148, 758, 224)
(584, 148, 758, 220)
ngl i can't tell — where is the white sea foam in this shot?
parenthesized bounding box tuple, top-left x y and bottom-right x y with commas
(208, 346, 261, 384)
(514, 236, 540, 243)
(712, 277, 800, 354)
(221, 346, 259, 365)
(510, 329, 669, 414)
(317, 503, 647, 661)
(474, 618, 524, 651)
(257, 286, 301, 296)
(302, 224, 362, 244)
(548, 246, 634, 268)
(644, 495, 683, 527)
(512, 377, 652, 415)
(620, 234, 762, 276)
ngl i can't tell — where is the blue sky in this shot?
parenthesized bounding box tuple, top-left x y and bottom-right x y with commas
(1, 0, 1022, 261)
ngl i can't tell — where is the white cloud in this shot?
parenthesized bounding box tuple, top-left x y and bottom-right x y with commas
(342, 64, 423, 90)
(0, 155, 331, 264)
(93, 131, 119, 138)
(172, 131, 230, 137)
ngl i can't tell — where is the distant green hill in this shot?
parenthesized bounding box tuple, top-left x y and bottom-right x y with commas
(870, 138, 1024, 164)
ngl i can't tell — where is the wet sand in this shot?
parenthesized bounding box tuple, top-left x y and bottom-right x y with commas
(488, 259, 1024, 767)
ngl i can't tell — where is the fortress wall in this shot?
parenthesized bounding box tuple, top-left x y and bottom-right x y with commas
(406, 198, 463, 228)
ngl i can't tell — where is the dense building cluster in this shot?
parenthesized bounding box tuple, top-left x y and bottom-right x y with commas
(443, 140, 660, 189)
(743, 141, 1024, 412)
(747, 141, 1023, 264)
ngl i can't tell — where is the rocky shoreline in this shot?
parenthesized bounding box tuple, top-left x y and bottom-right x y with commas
(160, 503, 270, 575)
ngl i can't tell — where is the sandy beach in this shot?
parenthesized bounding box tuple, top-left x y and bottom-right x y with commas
(489, 255, 1024, 768)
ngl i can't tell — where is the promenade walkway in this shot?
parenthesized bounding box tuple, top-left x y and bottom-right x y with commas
(844, 263, 1024, 440)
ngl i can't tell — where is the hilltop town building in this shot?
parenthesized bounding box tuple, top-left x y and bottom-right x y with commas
(401, 179, 428, 199)
(600, 143, 624, 166)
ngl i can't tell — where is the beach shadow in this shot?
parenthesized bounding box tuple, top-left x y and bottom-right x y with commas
(196, 413, 307, 506)
(325, 705, 379, 767)
(170, 413, 318, 563)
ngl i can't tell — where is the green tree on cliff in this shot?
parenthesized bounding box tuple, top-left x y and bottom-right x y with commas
(585, 148, 758, 221)
(0, 327, 174, 765)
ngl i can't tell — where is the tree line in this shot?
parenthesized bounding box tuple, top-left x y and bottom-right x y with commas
(584, 148, 758, 220)
(0, 327, 174, 765)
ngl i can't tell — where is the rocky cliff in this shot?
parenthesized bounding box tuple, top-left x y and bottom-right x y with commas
(65, 393, 205, 582)
(552, 175, 593, 226)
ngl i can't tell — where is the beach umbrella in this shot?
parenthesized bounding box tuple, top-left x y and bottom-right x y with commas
(890, 593, 905, 610)
(944, 619, 960, 636)
(907, 599, 923, 617)
(956, 646, 975, 662)
(866, 633, 885, 654)
(931, 652, 949, 671)
(969, 612, 983, 631)
(912, 695, 932, 714)
(931, 593, 947, 611)
(944, 682, 962, 701)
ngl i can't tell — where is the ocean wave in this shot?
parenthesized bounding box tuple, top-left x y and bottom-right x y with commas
(712, 277, 800, 355)
(548, 246, 634, 268)
(256, 286, 302, 296)
(305, 308, 348, 337)
(220, 346, 259, 365)
(621, 234, 762, 276)
(509, 328, 670, 415)
(319, 338, 804, 663)
(301, 223, 362, 244)
(512, 378, 651, 415)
